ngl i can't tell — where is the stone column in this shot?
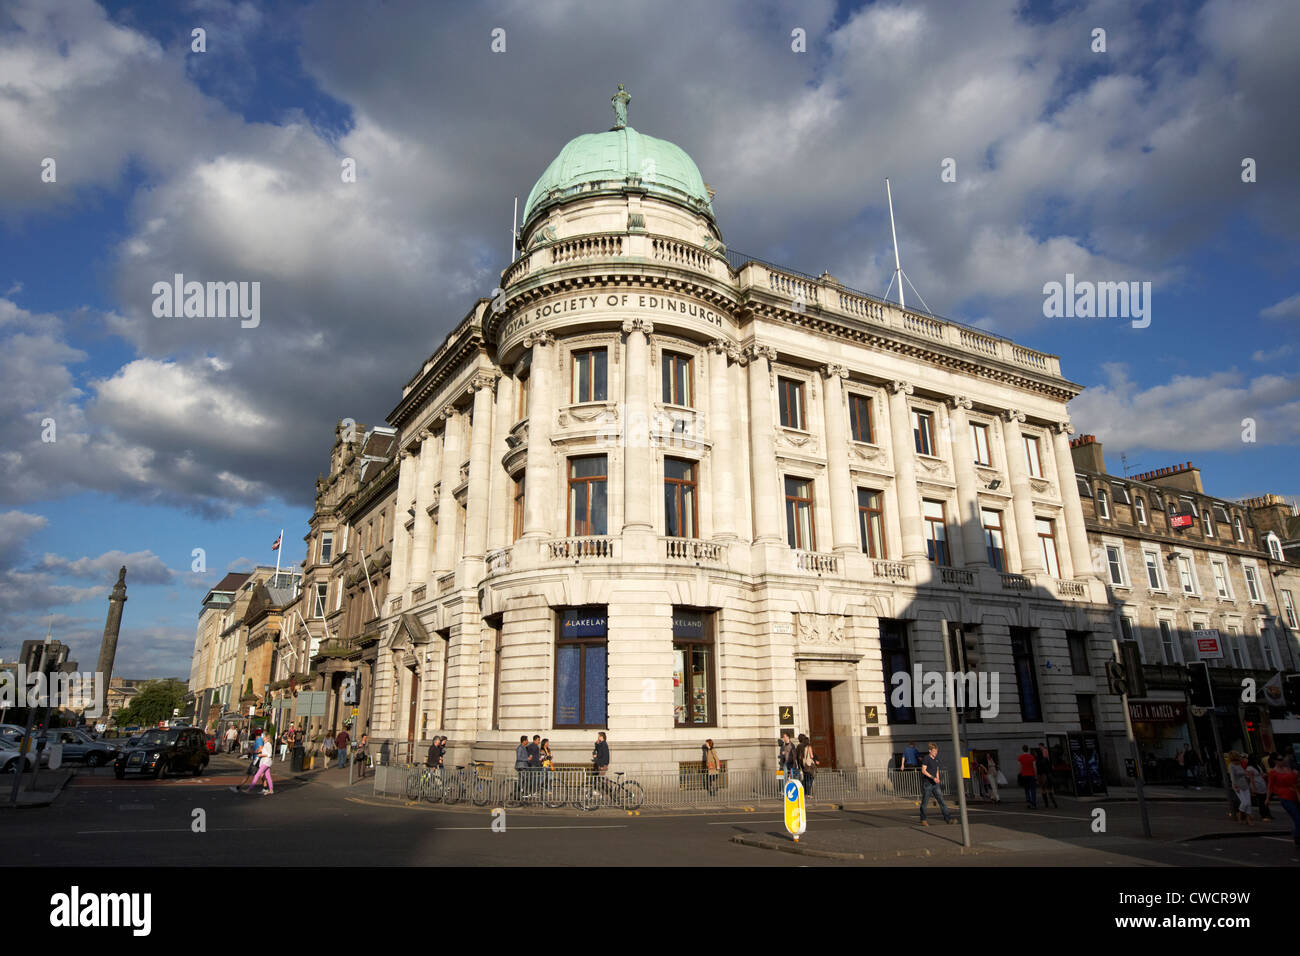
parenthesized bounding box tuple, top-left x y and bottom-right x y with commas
(96, 566, 128, 709)
(1052, 421, 1093, 579)
(408, 430, 436, 591)
(947, 397, 989, 569)
(387, 448, 417, 598)
(1001, 410, 1044, 573)
(821, 365, 856, 553)
(886, 381, 926, 559)
(622, 318, 654, 533)
(485, 367, 515, 553)
(707, 340, 736, 540)
(434, 405, 463, 574)
(746, 345, 782, 543)
(463, 374, 498, 560)
(523, 332, 556, 538)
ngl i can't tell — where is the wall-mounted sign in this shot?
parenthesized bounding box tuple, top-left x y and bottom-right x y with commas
(1128, 700, 1187, 723)
(1170, 513, 1195, 529)
(1193, 628, 1223, 659)
(779, 705, 794, 723)
(864, 705, 879, 725)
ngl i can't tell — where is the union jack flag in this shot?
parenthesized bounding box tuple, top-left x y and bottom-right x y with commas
(271, 533, 282, 551)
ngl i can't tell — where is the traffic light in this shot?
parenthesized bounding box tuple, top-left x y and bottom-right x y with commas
(1105, 659, 1128, 696)
(1186, 661, 1214, 708)
(1284, 674, 1300, 711)
(1120, 641, 1147, 698)
(962, 629, 982, 672)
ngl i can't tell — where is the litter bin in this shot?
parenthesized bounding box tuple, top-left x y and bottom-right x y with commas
(291, 744, 305, 772)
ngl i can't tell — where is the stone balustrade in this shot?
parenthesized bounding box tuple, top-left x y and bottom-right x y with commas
(793, 550, 840, 574)
(939, 567, 975, 587)
(664, 537, 727, 564)
(546, 536, 617, 561)
(1001, 573, 1031, 591)
(486, 547, 512, 575)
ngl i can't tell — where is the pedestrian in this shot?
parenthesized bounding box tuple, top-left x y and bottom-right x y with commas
(246, 728, 265, 778)
(334, 726, 350, 770)
(592, 731, 611, 798)
(514, 735, 530, 797)
(986, 752, 1001, 804)
(324, 730, 336, 766)
(539, 738, 554, 787)
(278, 731, 289, 763)
(1185, 746, 1202, 789)
(246, 732, 274, 795)
(1247, 754, 1271, 821)
(796, 733, 817, 797)
(527, 734, 542, 793)
(1176, 746, 1187, 788)
(1228, 752, 1253, 824)
(426, 737, 441, 769)
(918, 742, 954, 826)
(1036, 743, 1058, 808)
(355, 734, 369, 779)
(1017, 745, 1038, 809)
(779, 732, 800, 782)
(225, 726, 238, 753)
(702, 739, 720, 795)
(1266, 755, 1300, 848)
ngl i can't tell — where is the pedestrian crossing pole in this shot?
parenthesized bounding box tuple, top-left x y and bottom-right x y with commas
(1111, 637, 1152, 838)
(939, 618, 972, 847)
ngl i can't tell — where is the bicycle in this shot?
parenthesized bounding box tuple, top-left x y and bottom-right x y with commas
(579, 770, 645, 811)
(442, 761, 493, 806)
(505, 769, 566, 809)
(405, 765, 444, 804)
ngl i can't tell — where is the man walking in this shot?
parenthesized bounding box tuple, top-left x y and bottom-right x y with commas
(918, 742, 954, 826)
(779, 732, 799, 782)
(515, 735, 530, 797)
(901, 740, 922, 805)
(592, 731, 611, 798)
(225, 726, 238, 753)
(334, 726, 350, 770)
(1017, 744, 1038, 808)
(1036, 743, 1059, 808)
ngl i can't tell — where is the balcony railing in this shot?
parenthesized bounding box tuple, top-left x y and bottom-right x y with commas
(1001, 573, 1031, 591)
(546, 536, 616, 561)
(939, 567, 975, 587)
(794, 550, 840, 574)
(486, 548, 512, 575)
(872, 560, 911, 580)
(1055, 579, 1087, 598)
(664, 538, 727, 565)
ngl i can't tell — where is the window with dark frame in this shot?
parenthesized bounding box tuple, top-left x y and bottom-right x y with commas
(511, 471, 526, 541)
(879, 619, 915, 724)
(778, 377, 805, 429)
(1067, 631, 1091, 675)
(517, 369, 530, 421)
(857, 488, 886, 558)
(1011, 627, 1042, 722)
(923, 499, 948, 566)
(849, 393, 874, 443)
(672, 608, 715, 726)
(664, 457, 698, 538)
(320, 531, 333, 564)
(662, 351, 693, 407)
(912, 409, 934, 456)
(982, 508, 1005, 571)
(570, 348, 608, 403)
(971, 422, 992, 466)
(567, 455, 608, 536)
(1037, 518, 1061, 577)
(554, 607, 608, 728)
(784, 476, 815, 549)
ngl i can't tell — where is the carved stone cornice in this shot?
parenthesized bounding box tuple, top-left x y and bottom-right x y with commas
(727, 343, 748, 366)
(1053, 421, 1074, 436)
(621, 317, 654, 336)
(744, 344, 776, 364)
(821, 364, 849, 380)
(706, 338, 731, 356)
(469, 372, 501, 393)
(1003, 409, 1027, 424)
(439, 404, 462, 422)
(524, 330, 555, 349)
(888, 380, 913, 396)
(948, 395, 973, 411)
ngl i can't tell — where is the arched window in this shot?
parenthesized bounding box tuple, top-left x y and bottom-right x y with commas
(1233, 517, 1244, 542)
(1202, 510, 1214, 536)
(1268, 535, 1284, 562)
(1134, 497, 1147, 525)
(1097, 488, 1110, 519)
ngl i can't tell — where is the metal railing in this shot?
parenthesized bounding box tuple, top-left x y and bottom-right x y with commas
(372, 764, 956, 809)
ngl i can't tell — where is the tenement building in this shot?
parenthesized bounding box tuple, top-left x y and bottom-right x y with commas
(1071, 436, 1300, 782)
(358, 90, 1116, 775)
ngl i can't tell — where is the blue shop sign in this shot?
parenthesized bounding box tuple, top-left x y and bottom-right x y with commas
(561, 608, 607, 637)
(672, 610, 705, 639)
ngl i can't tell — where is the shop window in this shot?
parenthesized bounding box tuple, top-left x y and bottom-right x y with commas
(554, 607, 608, 728)
(672, 608, 715, 726)
(879, 620, 914, 725)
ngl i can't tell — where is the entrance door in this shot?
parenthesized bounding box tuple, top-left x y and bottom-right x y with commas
(806, 681, 838, 770)
(406, 668, 420, 744)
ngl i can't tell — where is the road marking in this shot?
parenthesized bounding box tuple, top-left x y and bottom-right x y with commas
(119, 805, 153, 811)
(428, 824, 630, 831)
(77, 827, 276, 835)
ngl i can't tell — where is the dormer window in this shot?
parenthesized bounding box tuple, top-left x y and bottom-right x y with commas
(1134, 497, 1147, 525)
(1097, 488, 1110, 519)
(1233, 517, 1245, 543)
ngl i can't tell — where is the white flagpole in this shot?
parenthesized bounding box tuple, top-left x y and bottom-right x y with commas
(274, 527, 283, 578)
(886, 177, 905, 311)
(511, 196, 519, 262)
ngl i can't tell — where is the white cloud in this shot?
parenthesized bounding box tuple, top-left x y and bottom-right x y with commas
(1261, 293, 1300, 320)
(36, 549, 175, 585)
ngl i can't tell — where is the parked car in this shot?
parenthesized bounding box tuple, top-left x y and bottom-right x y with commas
(49, 728, 118, 767)
(113, 727, 209, 779)
(0, 738, 51, 773)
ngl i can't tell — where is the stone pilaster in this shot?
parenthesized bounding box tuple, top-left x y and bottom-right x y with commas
(886, 381, 926, 559)
(1053, 421, 1092, 580)
(463, 374, 499, 560)
(707, 340, 736, 540)
(821, 365, 856, 553)
(947, 397, 988, 569)
(622, 318, 654, 534)
(387, 448, 416, 598)
(1001, 409, 1044, 573)
(746, 345, 781, 543)
(522, 331, 556, 539)
(434, 405, 463, 575)
(408, 430, 437, 592)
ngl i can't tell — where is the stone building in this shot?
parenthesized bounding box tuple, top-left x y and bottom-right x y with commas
(358, 90, 1115, 776)
(1070, 436, 1300, 780)
(186, 571, 250, 728)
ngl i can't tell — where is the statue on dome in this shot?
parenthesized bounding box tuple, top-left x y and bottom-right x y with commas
(611, 84, 630, 129)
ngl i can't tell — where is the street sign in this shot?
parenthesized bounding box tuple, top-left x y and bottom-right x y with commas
(783, 778, 806, 842)
(864, 705, 878, 724)
(351, 708, 359, 717)
(296, 691, 327, 717)
(778, 705, 794, 723)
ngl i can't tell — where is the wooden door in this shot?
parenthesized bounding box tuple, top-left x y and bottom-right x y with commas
(806, 681, 838, 770)
(406, 668, 420, 744)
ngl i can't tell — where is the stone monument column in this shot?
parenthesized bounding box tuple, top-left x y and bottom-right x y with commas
(621, 318, 654, 534)
(886, 381, 926, 559)
(1052, 421, 1093, 579)
(745, 345, 781, 543)
(707, 340, 736, 540)
(96, 566, 127, 712)
(821, 365, 856, 553)
(523, 332, 556, 538)
(1002, 410, 1044, 574)
(947, 396, 989, 569)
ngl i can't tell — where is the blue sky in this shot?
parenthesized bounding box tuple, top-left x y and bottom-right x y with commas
(1, 0, 1296, 677)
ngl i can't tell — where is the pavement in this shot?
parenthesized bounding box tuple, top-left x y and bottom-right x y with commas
(0, 769, 74, 808)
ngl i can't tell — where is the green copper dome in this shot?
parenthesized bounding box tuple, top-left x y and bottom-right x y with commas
(522, 93, 715, 228)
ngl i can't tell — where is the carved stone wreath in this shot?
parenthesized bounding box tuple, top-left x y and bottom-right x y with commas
(794, 612, 846, 645)
(852, 443, 885, 463)
(1029, 477, 1052, 495)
